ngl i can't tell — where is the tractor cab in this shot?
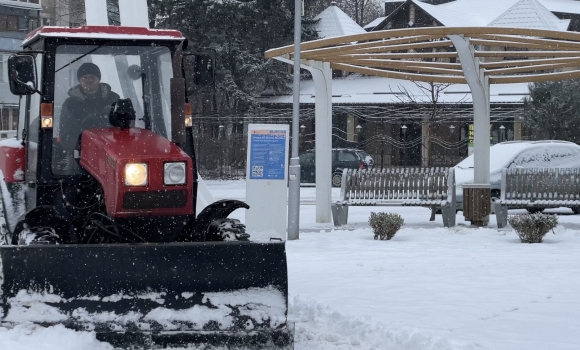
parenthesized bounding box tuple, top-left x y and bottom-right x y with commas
(5, 26, 218, 241)
(10, 26, 207, 178)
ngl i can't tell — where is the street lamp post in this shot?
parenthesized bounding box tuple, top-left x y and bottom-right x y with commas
(300, 124, 306, 152)
(401, 125, 407, 166)
(355, 124, 362, 149)
(218, 124, 225, 177)
(499, 125, 506, 143)
(287, 0, 302, 240)
(449, 124, 456, 159)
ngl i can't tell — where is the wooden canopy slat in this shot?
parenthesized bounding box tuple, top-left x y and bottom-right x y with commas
(329, 58, 463, 76)
(475, 51, 580, 58)
(294, 35, 442, 60)
(343, 52, 459, 59)
(480, 56, 580, 69)
(468, 39, 579, 51)
(264, 27, 580, 59)
(301, 40, 454, 60)
(485, 61, 580, 75)
(490, 70, 580, 84)
(331, 63, 466, 84)
(328, 58, 462, 69)
(470, 34, 580, 51)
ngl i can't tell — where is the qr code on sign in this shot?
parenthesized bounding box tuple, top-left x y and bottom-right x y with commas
(252, 165, 264, 177)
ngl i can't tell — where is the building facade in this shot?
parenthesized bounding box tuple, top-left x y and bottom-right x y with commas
(0, 0, 42, 132)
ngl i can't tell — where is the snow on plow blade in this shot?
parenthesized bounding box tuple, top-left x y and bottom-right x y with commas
(0, 242, 293, 349)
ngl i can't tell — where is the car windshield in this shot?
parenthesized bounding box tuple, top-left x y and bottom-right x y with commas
(52, 44, 174, 175)
(356, 150, 373, 164)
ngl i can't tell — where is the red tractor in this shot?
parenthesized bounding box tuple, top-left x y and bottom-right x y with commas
(0, 26, 292, 349)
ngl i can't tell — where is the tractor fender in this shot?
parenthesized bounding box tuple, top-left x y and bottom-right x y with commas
(194, 199, 249, 238)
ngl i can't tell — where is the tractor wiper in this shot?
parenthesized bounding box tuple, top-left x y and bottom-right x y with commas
(141, 72, 151, 130)
(55, 44, 104, 73)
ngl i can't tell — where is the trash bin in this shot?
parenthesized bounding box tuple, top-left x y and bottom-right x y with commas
(462, 184, 491, 227)
(331, 202, 349, 227)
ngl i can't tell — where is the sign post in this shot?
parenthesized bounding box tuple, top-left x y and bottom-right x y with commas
(245, 124, 290, 239)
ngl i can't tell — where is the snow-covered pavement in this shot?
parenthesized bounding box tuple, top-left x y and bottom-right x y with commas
(1, 180, 579, 350)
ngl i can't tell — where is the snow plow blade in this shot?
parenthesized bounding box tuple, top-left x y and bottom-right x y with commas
(0, 242, 293, 349)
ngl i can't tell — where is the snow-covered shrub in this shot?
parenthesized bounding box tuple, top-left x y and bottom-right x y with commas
(508, 213, 558, 243)
(368, 212, 404, 240)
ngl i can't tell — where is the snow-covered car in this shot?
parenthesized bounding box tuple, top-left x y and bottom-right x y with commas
(454, 140, 580, 212)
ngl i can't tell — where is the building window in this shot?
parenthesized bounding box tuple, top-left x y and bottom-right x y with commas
(0, 54, 10, 83)
(1, 108, 9, 130)
(11, 108, 19, 130)
(0, 14, 20, 32)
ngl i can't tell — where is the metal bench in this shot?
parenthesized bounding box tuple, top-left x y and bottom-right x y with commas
(333, 167, 456, 227)
(494, 168, 580, 228)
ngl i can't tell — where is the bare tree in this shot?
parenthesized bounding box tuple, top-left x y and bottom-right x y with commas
(393, 81, 467, 221)
(305, 0, 383, 27)
(43, 0, 120, 27)
(336, 0, 383, 27)
(394, 82, 458, 167)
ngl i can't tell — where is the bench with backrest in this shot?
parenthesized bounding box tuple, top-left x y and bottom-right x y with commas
(494, 168, 580, 228)
(335, 167, 456, 227)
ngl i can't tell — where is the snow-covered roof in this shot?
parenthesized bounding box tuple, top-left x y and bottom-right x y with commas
(537, 0, 580, 15)
(364, 16, 387, 30)
(314, 3, 366, 38)
(258, 74, 529, 105)
(489, 0, 570, 31)
(411, 0, 569, 30)
(23, 26, 184, 46)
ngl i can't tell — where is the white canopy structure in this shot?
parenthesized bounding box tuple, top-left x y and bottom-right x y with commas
(265, 26, 580, 223)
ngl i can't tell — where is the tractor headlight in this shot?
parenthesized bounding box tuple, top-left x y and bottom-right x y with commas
(125, 163, 148, 186)
(164, 162, 186, 185)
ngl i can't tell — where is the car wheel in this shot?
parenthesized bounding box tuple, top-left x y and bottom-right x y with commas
(526, 208, 544, 214)
(571, 207, 580, 215)
(331, 172, 342, 187)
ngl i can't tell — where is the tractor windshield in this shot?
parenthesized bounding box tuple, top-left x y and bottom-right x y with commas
(52, 44, 174, 175)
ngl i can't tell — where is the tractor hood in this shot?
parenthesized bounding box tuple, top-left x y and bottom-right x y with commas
(80, 128, 194, 217)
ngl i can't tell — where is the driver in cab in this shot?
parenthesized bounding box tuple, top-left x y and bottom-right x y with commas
(60, 62, 120, 148)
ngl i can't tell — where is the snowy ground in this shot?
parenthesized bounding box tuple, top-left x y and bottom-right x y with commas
(1, 179, 579, 350)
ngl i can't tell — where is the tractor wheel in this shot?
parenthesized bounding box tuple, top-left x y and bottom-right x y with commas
(332, 172, 342, 187)
(207, 218, 250, 242)
(526, 207, 545, 214)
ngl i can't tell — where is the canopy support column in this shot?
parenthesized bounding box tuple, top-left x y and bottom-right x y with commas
(449, 35, 491, 225)
(448, 35, 490, 185)
(271, 57, 333, 224)
(308, 60, 333, 223)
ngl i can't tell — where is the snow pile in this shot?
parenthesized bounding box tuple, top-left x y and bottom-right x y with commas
(0, 139, 23, 149)
(290, 297, 477, 350)
(0, 323, 114, 350)
(3, 286, 286, 333)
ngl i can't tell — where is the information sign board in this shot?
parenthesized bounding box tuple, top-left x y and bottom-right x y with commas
(245, 124, 290, 239)
(249, 130, 287, 180)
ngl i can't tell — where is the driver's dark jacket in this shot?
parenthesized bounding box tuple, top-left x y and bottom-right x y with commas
(60, 83, 120, 149)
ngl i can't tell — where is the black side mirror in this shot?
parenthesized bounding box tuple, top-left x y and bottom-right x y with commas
(184, 49, 216, 94)
(8, 54, 37, 96)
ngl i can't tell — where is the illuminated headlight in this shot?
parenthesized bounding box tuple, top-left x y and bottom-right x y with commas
(164, 162, 186, 185)
(125, 163, 148, 186)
